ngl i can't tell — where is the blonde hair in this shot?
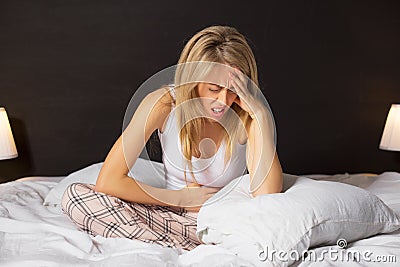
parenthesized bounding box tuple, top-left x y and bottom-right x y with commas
(173, 25, 259, 184)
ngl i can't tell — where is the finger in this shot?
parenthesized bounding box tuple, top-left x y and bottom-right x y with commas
(234, 68, 247, 85)
(234, 68, 246, 84)
(233, 78, 246, 95)
(231, 79, 254, 113)
(203, 187, 220, 193)
(229, 71, 246, 91)
(186, 207, 200, 212)
(230, 68, 245, 87)
(230, 78, 247, 98)
(227, 73, 237, 93)
(187, 182, 201, 187)
(231, 75, 257, 105)
(205, 188, 220, 194)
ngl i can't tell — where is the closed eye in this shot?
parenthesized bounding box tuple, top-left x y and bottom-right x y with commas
(209, 88, 237, 94)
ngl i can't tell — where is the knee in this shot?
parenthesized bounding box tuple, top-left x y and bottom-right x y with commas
(61, 183, 90, 215)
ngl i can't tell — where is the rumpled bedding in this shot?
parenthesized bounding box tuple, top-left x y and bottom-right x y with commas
(196, 173, 400, 266)
(0, 173, 399, 266)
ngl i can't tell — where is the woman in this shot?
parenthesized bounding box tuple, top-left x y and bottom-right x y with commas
(62, 25, 283, 251)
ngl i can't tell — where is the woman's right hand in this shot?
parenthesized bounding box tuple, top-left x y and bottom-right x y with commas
(178, 183, 222, 212)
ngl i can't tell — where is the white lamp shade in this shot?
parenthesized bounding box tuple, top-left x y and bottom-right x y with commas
(380, 104, 400, 152)
(0, 107, 18, 160)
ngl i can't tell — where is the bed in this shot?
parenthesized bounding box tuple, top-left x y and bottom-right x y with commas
(0, 159, 399, 266)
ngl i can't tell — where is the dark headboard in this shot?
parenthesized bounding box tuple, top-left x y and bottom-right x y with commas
(1, 1, 399, 182)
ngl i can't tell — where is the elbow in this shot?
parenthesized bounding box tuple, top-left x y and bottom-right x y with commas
(251, 185, 282, 198)
(251, 174, 283, 198)
(95, 172, 134, 198)
(266, 184, 283, 195)
(94, 173, 113, 195)
(94, 179, 106, 194)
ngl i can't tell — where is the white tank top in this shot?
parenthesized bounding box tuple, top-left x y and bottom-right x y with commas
(157, 85, 248, 190)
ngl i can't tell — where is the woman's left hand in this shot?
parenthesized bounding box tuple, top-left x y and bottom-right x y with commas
(182, 184, 202, 213)
(229, 68, 265, 119)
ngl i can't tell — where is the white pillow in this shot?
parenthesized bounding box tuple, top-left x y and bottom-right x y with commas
(196, 173, 400, 267)
(43, 158, 166, 207)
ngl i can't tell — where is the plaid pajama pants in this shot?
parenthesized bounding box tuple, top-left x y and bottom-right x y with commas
(61, 183, 201, 251)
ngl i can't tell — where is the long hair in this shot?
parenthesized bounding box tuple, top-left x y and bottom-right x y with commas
(173, 25, 259, 184)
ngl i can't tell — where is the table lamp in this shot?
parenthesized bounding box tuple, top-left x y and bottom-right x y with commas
(379, 104, 400, 151)
(0, 107, 18, 159)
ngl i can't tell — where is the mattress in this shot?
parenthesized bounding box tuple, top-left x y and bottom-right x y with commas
(0, 172, 399, 266)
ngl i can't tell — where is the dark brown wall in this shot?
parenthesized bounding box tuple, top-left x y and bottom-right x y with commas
(1, 0, 399, 182)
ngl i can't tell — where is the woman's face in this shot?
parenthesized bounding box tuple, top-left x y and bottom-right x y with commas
(196, 82, 238, 122)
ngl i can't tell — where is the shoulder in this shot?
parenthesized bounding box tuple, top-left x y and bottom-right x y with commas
(142, 86, 174, 111)
(145, 86, 173, 101)
(142, 86, 175, 131)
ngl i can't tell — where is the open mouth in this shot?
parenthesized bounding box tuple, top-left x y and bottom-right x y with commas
(210, 106, 226, 118)
(211, 107, 225, 114)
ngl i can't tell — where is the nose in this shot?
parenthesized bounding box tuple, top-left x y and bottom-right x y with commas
(217, 88, 229, 106)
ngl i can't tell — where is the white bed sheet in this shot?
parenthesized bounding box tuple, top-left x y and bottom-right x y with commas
(0, 172, 399, 266)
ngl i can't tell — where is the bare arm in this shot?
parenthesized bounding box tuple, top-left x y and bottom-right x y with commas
(227, 66, 282, 196)
(95, 88, 219, 208)
(95, 88, 181, 206)
(246, 110, 283, 197)
(95, 135, 183, 206)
